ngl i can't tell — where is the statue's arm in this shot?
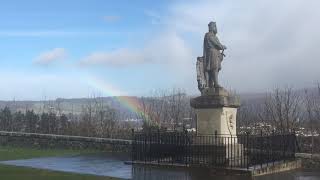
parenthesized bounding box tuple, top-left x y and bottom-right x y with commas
(209, 36, 226, 50)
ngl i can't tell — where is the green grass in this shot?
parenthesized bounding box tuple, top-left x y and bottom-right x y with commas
(0, 165, 121, 180)
(0, 146, 120, 180)
(0, 146, 99, 161)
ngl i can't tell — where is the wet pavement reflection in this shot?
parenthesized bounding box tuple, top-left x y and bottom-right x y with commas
(0, 153, 319, 180)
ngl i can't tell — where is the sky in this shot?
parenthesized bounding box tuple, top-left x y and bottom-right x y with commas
(0, 0, 320, 100)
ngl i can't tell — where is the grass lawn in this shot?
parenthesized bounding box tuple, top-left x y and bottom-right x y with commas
(0, 146, 99, 161)
(0, 146, 121, 180)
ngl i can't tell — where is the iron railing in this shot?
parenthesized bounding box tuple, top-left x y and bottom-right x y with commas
(132, 130, 296, 169)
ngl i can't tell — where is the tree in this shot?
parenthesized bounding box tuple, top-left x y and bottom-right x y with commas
(78, 95, 101, 137)
(92, 97, 117, 138)
(0, 107, 12, 131)
(304, 85, 320, 154)
(139, 88, 194, 131)
(39, 113, 50, 134)
(168, 89, 186, 130)
(261, 87, 302, 134)
(59, 114, 69, 135)
(12, 111, 25, 132)
(25, 110, 39, 133)
(48, 112, 57, 134)
(237, 101, 262, 134)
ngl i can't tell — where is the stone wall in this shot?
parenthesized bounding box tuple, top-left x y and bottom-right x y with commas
(0, 131, 132, 152)
(296, 153, 320, 169)
(251, 159, 302, 176)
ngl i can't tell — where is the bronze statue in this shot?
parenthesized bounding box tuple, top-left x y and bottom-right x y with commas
(197, 22, 227, 93)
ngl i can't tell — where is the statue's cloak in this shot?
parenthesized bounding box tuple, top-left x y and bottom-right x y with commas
(203, 32, 223, 72)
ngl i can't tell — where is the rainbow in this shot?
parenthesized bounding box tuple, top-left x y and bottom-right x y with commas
(85, 76, 153, 122)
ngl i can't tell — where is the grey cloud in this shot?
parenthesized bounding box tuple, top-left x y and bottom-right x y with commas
(80, 0, 320, 94)
(162, 0, 320, 93)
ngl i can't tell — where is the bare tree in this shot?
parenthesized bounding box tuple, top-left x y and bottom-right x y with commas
(0, 107, 12, 131)
(139, 88, 192, 131)
(261, 87, 302, 134)
(79, 95, 96, 137)
(92, 96, 117, 138)
(316, 84, 320, 131)
(237, 101, 262, 134)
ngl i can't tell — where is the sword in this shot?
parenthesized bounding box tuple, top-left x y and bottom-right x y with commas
(221, 49, 226, 57)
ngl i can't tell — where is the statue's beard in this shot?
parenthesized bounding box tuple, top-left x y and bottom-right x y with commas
(209, 29, 217, 34)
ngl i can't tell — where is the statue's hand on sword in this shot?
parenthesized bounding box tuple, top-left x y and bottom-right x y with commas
(222, 45, 227, 57)
(221, 49, 226, 57)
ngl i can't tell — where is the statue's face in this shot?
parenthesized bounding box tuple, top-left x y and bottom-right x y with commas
(209, 24, 217, 34)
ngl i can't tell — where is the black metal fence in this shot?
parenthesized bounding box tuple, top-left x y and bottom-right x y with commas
(132, 131, 296, 169)
(296, 135, 320, 154)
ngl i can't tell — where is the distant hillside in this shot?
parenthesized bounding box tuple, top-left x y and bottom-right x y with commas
(0, 87, 318, 119)
(0, 96, 140, 119)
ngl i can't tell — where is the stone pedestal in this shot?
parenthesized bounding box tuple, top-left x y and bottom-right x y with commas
(191, 88, 243, 166)
(190, 88, 240, 136)
(195, 107, 237, 136)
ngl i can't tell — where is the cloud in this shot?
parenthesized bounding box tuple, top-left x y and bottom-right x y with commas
(79, 32, 193, 67)
(80, 0, 320, 94)
(78, 31, 196, 91)
(103, 15, 121, 22)
(33, 48, 67, 65)
(80, 48, 145, 67)
(147, 0, 320, 93)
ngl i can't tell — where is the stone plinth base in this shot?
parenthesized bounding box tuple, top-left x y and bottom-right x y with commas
(190, 88, 242, 167)
(190, 92, 240, 109)
(190, 88, 240, 136)
(195, 107, 238, 135)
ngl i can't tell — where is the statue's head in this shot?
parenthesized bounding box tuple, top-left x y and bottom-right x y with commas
(208, 21, 217, 34)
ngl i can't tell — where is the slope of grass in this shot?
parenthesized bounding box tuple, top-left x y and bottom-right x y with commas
(0, 146, 99, 161)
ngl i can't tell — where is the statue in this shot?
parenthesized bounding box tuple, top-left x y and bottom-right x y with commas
(197, 21, 227, 93)
(191, 21, 240, 137)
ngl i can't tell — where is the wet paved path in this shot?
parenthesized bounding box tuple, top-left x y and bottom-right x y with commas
(0, 153, 132, 179)
(0, 153, 320, 180)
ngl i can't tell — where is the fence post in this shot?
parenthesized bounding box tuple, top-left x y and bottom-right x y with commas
(246, 132, 249, 169)
(157, 129, 160, 164)
(282, 133, 285, 163)
(131, 129, 134, 162)
(131, 128, 134, 140)
(272, 130, 275, 166)
(293, 130, 296, 159)
(184, 129, 188, 165)
(260, 130, 263, 169)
